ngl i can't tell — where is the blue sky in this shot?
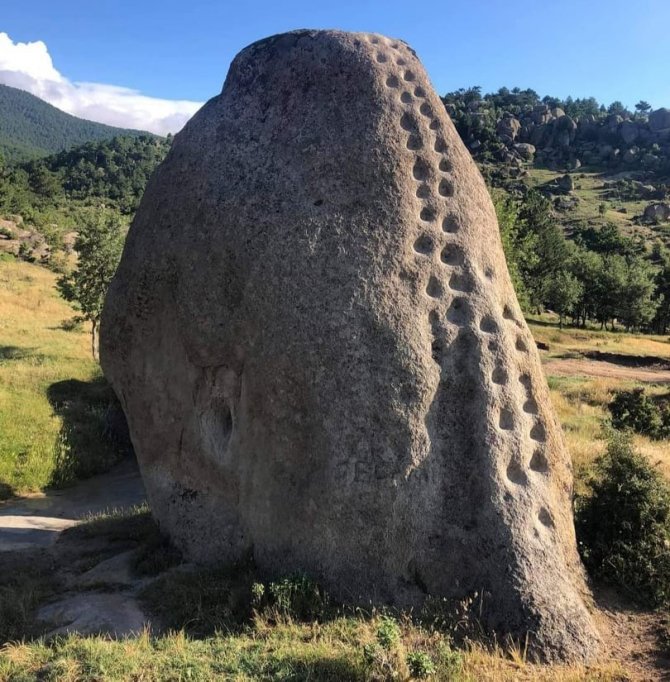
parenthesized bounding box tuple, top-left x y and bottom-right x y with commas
(1, 0, 668, 133)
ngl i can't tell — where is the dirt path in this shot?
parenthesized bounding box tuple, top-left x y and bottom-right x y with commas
(594, 587, 670, 681)
(544, 357, 670, 383)
(0, 458, 145, 552)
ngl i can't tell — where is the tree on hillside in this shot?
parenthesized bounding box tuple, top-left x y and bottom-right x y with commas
(652, 254, 670, 334)
(635, 100, 652, 116)
(516, 190, 571, 311)
(57, 212, 124, 360)
(617, 256, 659, 332)
(545, 271, 582, 329)
(493, 191, 537, 310)
(568, 247, 603, 327)
(607, 101, 629, 116)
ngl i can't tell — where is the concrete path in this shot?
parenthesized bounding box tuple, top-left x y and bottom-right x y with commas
(0, 458, 145, 552)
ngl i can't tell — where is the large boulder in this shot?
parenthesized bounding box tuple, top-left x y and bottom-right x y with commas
(496, 114, 521, 141)
(514, 142, 536, 160)
(532, 104, 553, 125)
(643, 202, 670, 222)
(619, 120, 639, 145)
(649, 108, 670, 133)
(101, 30, 599, 662)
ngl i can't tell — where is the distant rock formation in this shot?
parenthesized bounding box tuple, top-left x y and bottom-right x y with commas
(101, 30, 599, 662)
(448, 99, 670, 173)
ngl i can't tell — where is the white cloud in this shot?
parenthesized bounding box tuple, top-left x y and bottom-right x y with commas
(0, 32, 203, 135)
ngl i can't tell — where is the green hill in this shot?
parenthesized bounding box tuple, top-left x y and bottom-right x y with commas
(0, 84, 154, 163)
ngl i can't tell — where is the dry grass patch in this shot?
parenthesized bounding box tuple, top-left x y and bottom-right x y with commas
(0, 257, 117, 497)
(0, 620, 625, 681)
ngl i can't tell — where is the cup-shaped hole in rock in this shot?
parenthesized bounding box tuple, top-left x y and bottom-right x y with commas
(420, 206, 437, 223)
(507, 461, 528, 485)
(503, 305, 516, 321)
(538, 507, 554, 528)
(446, 297, 468, 326)
(479, 315, 498, 334)
(529, 448, 549, 473)
(413, 234, 434, 255)
(530, 421, 546, 442)
(426, 276, 443, 299)
(442, 215, 459, 233)
(438, 179, 454, 197)
(448, 272, 472, 293)
(407, 134, 423, 150)
(400, 112, 418, 131)
(416, 184, 431, 199)
(440, 244, 464, 266)
(413, 158, 431, 181)
(419, 102, 433, 118)
(439, 158, 452, 173)
(523, 398, 539, 414)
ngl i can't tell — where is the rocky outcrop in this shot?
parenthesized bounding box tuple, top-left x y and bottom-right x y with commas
(643, 202, 670, 222)
(101, 30, 599, 662)
(649, 108, 670, 134)
(479, 103, 670, 171)
(496, 114, 521, 141)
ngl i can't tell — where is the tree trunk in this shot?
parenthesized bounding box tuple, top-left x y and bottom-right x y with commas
(91, 319, 98, 361)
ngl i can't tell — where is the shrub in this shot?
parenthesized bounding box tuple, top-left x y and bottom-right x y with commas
(376, 616, 401, 650)
(362, 616, 408, 679)
(59, 315, 84, 332)
(608, 387, 667, 438)
(575, 431, 670, 606)
(264, 574, 329, 621)
(406, 651, 436, 678)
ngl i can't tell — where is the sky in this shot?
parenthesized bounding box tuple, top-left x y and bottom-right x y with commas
(1, 0, 668, 135)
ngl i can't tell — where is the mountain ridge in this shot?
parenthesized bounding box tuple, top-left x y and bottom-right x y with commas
(0, 84, 156, 163)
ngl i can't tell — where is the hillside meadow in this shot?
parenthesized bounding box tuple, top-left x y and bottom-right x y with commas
(0, 256, 118, 497)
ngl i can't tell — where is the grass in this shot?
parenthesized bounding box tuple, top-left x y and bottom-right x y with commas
(0, 506, 626, 680)
(0, 258, 123, 498)
(526, 315, 670, 486)
(526, 168, 670, 246)
(0, 625, 626, 681)
(0, 549, 59, 644)
(527, 314, 670, 360)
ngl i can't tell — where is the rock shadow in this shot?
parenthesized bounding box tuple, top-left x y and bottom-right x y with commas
(47, 375, 134, 488)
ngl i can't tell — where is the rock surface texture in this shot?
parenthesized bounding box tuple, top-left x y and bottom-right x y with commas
(101, 30, 599, 661)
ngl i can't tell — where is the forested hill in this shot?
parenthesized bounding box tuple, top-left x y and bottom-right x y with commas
(0, 134, 171, 216)
(0, 84, 153, 163)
